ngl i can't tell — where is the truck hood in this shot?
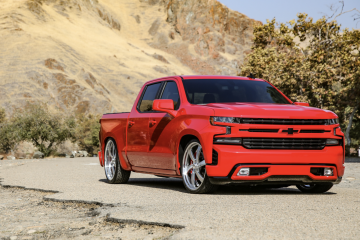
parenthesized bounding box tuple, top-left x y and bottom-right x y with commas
(206, 103, 337, 119)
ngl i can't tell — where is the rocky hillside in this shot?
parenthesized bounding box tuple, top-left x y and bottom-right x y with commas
(0, 0, 260, 114)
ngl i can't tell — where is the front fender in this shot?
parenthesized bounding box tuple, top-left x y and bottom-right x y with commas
(175, 120, 227, 175)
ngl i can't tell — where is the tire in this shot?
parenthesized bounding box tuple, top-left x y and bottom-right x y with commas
(181, 139, 218, 194)
(296, 183, 333, 193)
(104, 139, 131, 184)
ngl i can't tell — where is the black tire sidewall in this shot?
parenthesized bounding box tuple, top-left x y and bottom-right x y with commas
(296, 183, 333, 193)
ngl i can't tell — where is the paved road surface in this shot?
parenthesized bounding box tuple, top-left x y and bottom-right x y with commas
(1, 158, 359, 239)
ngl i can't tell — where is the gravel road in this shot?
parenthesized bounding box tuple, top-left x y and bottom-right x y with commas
(1, 158, 359, 239)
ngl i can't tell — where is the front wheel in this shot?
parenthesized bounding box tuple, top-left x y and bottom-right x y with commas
(104, 139, 131, 184)
(296, 183, 333, 193)
(181, 140, 217, 194)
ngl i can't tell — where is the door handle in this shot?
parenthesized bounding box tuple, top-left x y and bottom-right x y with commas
(128, 121, 135, 127)
(149, 120, 157, 126)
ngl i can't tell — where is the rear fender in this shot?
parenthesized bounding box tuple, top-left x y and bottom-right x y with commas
(102, 132, 132, 171)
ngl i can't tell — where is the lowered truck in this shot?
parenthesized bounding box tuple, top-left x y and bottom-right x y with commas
(98, 75, 345, 194)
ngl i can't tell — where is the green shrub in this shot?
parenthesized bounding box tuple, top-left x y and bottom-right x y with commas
(74, 114, 101, 155)
(14, 103, 75, 157)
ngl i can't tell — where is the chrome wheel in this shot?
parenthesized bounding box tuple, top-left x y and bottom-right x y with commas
(182, 142, 207, 191)
(105, 140, 117, 181)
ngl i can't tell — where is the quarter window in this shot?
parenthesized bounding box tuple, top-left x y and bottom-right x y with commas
(138, 82, 162, 112)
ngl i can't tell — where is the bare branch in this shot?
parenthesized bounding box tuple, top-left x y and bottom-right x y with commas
(333, 8, 359, 22)
(322, 1, 343, 22)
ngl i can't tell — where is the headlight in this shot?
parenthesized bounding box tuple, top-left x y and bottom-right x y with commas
(213, 138, 242, 145)
(325, 119, 339, 125)
(210, 116, 239, 125)
(326, 139, 339, 145)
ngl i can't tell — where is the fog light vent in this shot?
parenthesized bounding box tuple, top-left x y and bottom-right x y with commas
(324, 168, 334, 176)
(237, 168, 250, 176)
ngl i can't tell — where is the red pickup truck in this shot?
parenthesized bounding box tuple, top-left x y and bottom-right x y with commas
(98, 75, 345, 194)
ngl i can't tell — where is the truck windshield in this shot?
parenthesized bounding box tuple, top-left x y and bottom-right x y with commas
(182, 79, 290, 105)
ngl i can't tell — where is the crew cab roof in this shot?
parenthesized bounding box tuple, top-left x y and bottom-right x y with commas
(180, 75, 263, 81)
(143, 75, 266, 85)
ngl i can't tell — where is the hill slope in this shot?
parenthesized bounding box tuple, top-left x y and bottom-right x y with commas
(0, 0, 260, 114)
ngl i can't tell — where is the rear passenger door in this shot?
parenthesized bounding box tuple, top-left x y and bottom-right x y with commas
(126, 82, 163, 168)
(148, 81, 181, 170)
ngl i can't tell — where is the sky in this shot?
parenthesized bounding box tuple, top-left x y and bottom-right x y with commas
(217, 0, 360, 29)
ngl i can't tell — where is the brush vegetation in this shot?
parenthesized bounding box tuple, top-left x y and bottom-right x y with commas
(241, 13, 360, 152)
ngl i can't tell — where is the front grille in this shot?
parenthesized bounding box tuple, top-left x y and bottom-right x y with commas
(300, 130, 331, 133)
(243, 138, 326, 150)
(240, 129, 279, 133)
(241, 118, 327, 125)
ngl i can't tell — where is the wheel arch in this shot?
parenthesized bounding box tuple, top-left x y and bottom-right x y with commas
(177, 134, 200, 175)
(102, 136, 131, 171)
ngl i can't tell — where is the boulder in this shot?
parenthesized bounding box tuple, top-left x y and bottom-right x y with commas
(0, 155, 4, 160)
(33, 151, 44, 159)
(7, 156, 15, 160)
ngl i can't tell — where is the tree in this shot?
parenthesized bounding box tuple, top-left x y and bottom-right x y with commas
(74, 114, 101, 155)
(0, 108, 5, 124)
(14, 103, 75, 157)
(0, 109, 21, 154)
(241, 7, 360, 146)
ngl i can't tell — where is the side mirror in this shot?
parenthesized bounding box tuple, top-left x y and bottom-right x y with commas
(294, 102, 310, 107)
(153, 99, 176, 117)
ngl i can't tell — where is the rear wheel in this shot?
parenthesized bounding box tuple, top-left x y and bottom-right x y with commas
(181, 140, 217, 194)
(296, 183, 333, 193)
(104, 139, 131, 184)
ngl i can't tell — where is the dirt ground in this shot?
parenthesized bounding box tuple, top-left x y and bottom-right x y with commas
(0, 186, 179, 240)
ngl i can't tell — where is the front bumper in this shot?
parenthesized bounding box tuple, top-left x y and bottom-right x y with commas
(206, 145, 344, 185)
(209, 176, 343, 185)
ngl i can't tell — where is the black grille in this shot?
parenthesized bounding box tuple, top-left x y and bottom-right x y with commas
(241, 118, 327, 125)
(300, 130, 331, 133)
(240, 129, 279, 133)
(243, 138, 326, 150)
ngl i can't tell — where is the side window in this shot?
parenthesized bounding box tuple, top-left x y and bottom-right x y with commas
(138, 83, 162, 112)
(161, 81, 180, 110)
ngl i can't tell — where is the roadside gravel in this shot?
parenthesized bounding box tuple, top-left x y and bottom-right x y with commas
(0, 186, 179, 240)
